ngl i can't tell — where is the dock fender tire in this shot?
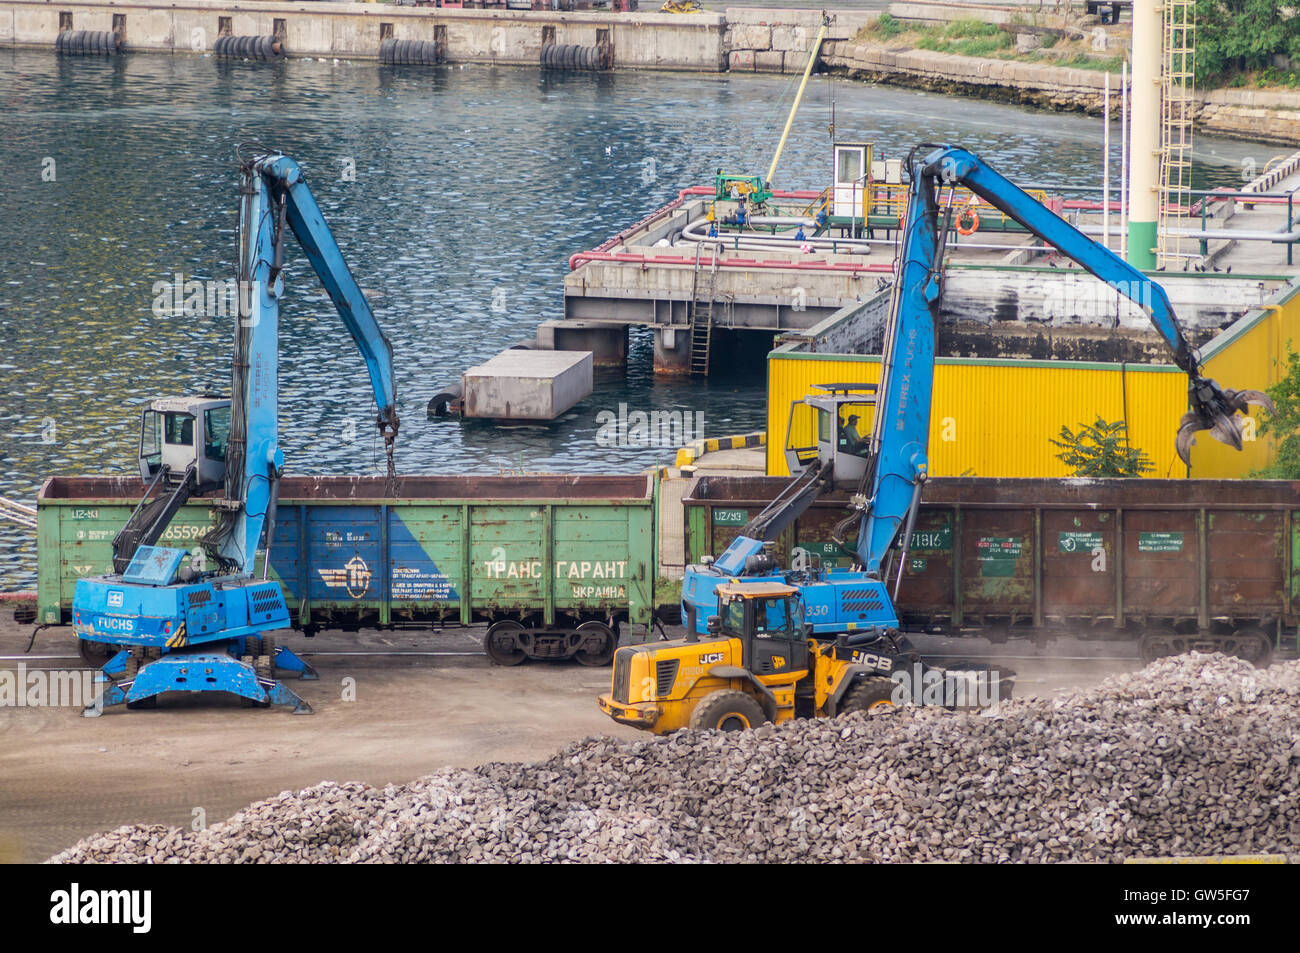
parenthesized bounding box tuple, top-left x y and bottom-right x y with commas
(258, 35, 273, 60)
(55, 31, 65, 53)
(689, 690, 767, 733)
(838, 676, 899, 715)
(484, 619, 528, 666)
(574, 620, 616, 667)
(540, 42, 551, 67)
(568, 45, 580, 70)
(379, 37, 393, 63)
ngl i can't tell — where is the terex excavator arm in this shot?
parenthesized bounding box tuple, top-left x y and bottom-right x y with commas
(204, 149, 401, 574)
(850, 144, 1271, 582)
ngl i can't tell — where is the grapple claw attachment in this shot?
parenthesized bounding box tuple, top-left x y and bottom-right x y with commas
(1175, 378, 1275, 465)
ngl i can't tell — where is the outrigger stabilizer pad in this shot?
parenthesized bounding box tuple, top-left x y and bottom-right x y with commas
(83, 644, 317, 716)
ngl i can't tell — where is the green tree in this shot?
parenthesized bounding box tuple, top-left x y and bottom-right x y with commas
(1050, 416, 1154, 477)
(1252, 349, 1300, 478)
(1196, 0, 1300, 85)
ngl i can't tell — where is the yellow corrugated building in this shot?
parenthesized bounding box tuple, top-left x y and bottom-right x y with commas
(766, 280, 1300, 479)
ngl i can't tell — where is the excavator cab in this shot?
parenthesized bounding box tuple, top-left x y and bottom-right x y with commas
(783, 383, 877, 484)
(139, 396, 230, 488)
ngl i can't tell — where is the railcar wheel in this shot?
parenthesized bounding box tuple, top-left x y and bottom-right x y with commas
(1229, 627, 1273, 668)
(1138, 627, 1181, 663)
(573, 621, 616, 667)
(484, 620, 527, 666)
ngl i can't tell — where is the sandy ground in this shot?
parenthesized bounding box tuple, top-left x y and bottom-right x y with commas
(0, 614, 1184, 863)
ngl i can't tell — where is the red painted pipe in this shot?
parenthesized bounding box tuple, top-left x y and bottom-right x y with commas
(569, 249, 892, 273)
(0, 591, 36, 602)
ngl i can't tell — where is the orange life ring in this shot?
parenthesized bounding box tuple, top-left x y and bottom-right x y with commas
(956, 206, 979, 235)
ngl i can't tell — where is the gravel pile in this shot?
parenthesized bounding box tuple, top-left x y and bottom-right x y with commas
(50, 654, 1300, 863)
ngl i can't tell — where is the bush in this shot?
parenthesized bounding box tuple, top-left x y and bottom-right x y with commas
(1050, 417, 1154, 477)
(1252, 349, 1300, 479)
(873, 12, 903, 39)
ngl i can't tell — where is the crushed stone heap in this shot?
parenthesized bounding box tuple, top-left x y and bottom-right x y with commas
(50, 654, 1300, 863)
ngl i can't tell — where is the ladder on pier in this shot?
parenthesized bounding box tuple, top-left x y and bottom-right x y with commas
(688, 246, 718, 376)
(1157, 0, 1195, 268)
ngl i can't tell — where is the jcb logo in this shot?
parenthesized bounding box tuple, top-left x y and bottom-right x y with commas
(851, 651, 893, 673)
(699, 651, 724, 664)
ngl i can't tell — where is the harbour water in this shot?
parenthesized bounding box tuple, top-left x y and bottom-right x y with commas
(0, 47, 1277, 586)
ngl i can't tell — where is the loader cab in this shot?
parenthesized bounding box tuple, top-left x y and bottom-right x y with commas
(139, 396, 230, 488)
(783, 383, 877, 485)
(714, 582, 810, 678)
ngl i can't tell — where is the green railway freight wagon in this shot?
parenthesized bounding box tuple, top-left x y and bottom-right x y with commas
(37, 474, 666, 665)
(683, 476, 1300, 663)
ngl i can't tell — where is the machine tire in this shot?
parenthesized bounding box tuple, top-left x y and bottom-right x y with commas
(573, 620, 616, 667)
(689, 690, 767, 732)
(77, 638, 117, 665)
(483, 619, 527, 666)
(255, 654, 273, 679)
(839, 676, 898, 715)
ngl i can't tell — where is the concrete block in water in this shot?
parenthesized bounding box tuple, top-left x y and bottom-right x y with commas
(462, 349, 593, 421)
